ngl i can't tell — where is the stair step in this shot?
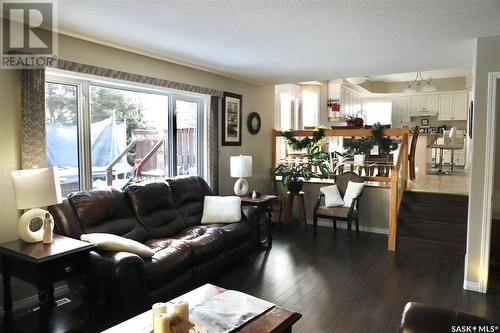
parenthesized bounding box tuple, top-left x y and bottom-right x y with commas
(397, 236, 466, 256)
(403, 191, 468, 206)
(398, 218, 466, 245)
(399, 202, 468, 224)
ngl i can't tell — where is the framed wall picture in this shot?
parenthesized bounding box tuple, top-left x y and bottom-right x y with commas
(222, 92, 242, 146)
(421, 118, 429, 127)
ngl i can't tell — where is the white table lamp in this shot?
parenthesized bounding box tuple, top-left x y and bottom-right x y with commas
(230, 155, 252, 196)
(11, 167, 62, 243)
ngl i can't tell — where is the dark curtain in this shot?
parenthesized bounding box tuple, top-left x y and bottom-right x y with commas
(21, 69, 46, 169)
(207, 96, 220, 194)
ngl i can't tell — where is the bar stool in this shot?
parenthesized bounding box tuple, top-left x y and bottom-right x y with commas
(285, 191, 306, 227)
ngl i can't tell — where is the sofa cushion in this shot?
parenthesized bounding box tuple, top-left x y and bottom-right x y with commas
(143, 239, 192, 290)
(201, 196, 242, 224)
(125, 181, 186, 239)
(205, 222, 254, 249)
(68, 187, 148, 242)
(172, 226, 225, 264)
(80, 233, 154, 258)
(167, 176, 213, 227)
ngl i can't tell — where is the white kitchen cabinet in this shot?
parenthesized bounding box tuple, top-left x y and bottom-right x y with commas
(438, 94, 453, 121)
(437, 92, 468, 121)
(452, 93, 468, 120)
(410, 94, 438, 116)
(391, 96, 410, 127)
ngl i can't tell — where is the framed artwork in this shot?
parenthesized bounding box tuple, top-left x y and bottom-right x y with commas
(421, 118, 429, 127)
(222, 92, 242, 146)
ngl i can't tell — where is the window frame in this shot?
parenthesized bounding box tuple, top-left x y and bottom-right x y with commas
(45, 69, 208, 193)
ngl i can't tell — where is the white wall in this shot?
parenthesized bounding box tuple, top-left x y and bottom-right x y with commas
(465, 35, 500, 291)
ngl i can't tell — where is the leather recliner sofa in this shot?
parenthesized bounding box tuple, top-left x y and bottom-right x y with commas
(49, 176, 259, 317)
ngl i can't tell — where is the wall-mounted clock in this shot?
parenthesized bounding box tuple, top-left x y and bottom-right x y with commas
(247, 112, 261, 135)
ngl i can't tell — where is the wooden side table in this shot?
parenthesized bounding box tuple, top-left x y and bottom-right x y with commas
(285, 191, 307, 226)
(0, 234, 95, 332)
(240, 194, 277, 250)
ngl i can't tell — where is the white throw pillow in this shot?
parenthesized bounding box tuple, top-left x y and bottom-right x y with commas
(343, 181, 365, 208)
(320, 185, 344, 207)
(201, 196, 242, 224)
(80, 233, 154, 258)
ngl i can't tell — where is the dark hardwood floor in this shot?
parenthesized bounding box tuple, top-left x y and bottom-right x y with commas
(213, 224, 500, 333)
(3, 224, 500, 333)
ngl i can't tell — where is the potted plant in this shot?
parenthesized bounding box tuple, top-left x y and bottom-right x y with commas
(272, 145, 330, 193)
(343, 136, 374, 166)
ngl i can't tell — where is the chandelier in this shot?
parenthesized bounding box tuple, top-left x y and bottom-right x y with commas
(402, 72, 436, 94)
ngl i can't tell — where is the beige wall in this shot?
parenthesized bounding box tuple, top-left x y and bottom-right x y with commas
(0, 70, 21, 243)
(465, 35, 500, 290)
(275, 183, 389, 233)
(494, 81, 500, 215)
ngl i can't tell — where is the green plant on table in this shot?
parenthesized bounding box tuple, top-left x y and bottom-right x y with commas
(272, 146, 330, 186)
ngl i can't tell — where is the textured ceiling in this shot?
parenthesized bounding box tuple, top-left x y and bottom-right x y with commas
(57, 1, 500, 84)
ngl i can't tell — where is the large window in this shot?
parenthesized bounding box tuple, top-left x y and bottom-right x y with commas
(45, 70, 207, 195)
(362, 98, 392, 125)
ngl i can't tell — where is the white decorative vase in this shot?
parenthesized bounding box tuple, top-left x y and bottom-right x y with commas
(354, 154, 366, 166)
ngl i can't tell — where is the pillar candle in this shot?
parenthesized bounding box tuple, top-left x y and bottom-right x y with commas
(152, 302, 168, 319)
(173, 300, 189, 321)
(153, 313, 171, 333)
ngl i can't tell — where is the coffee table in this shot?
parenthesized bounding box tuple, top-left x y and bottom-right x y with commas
(103, 284, 302, 333)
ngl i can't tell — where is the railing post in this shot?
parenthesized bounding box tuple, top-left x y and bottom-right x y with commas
(388, 169, 398, 251)
(402, 130, 409, 189)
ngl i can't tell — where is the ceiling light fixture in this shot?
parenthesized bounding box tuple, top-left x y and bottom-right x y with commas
(345, 77, 368, 85)
(403, 72, 436, 94)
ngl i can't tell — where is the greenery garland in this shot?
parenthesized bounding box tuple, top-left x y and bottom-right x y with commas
(282, 127, 326, 150)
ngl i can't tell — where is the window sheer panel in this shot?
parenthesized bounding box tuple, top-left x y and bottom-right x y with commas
(276, 84, 301, 130)
(362, 98, 392, 125)
(301, 86, 320, 128)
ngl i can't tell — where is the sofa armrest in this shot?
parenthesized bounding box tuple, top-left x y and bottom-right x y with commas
(399, 302, 499, 333)
(89, 250, 150, 316)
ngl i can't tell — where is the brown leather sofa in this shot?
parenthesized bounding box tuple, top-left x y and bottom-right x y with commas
(49, 176, 259, 317)
(400, 302, 499, 333)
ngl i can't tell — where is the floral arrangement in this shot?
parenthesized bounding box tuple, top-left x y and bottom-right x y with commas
(346, 115, 364, 128)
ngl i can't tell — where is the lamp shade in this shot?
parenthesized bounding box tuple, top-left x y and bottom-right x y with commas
(230, 155, 252, 178)
(11, 167, 62, 209)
